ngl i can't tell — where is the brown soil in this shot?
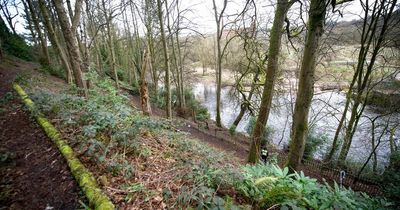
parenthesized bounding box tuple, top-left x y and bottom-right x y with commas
(0, 57, 81, 209)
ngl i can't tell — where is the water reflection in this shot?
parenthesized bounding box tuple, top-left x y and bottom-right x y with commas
(193, 82, 399, 165)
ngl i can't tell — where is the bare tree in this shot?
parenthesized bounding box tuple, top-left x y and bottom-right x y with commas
(25, 0, 50, 66)
(52, 0, 87, 97)
(0, 0, 18, 34)
(212, 0, 228, 127)
(157, 0, 172, 118)
(327, 0, 399, 165)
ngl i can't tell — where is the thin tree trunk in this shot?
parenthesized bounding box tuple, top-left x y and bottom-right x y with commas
(230, 68, 260, 131)
(212, 0, 226, 128)
(26, 0, 51, 66)
(157, 0, 172, 118)
(0, 3, 17, 34)
(175, 0, 185, 108)
(101, 0, 119, 89)
(38, 0, 73, 84)
(164, 0, 182, 109)
(286, 0, 327, 171)
(248, 0, 292, 163)
(21, 1, 37, 47)
(144, 0, 158, 96)
(337, 0, 397, 164)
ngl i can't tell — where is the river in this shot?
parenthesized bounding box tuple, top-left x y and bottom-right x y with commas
(193, 82, 399, 166)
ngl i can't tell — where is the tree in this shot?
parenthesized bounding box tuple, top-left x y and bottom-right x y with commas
(248, 0, 295, 163)
(26, 0, 51, 65)
(338, 0, 397, 165)
(326, 0, 398, 165)
(0, 0, 18, 34)
(156, 0, 172, 118)
(286, 0, 328, 171)
(212, 0, 228, 128)
(140, 48, 152, 115)
(52, 0, 87, 97)
(101, 0, 120, 89)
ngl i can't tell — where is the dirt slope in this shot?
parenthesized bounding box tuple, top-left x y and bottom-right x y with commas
(0, 57, 81, 209)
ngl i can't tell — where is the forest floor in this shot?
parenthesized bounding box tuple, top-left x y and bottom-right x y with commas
(0, 56, 383, 209)
(128, 88, 382, 196)
(0, 57, 82, 209)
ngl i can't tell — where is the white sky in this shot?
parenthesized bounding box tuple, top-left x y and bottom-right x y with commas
(179, 0, 364, 34)
(6, 0, 364, 36)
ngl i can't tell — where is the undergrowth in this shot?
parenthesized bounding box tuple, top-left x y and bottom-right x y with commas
(24, 72, 393, 209)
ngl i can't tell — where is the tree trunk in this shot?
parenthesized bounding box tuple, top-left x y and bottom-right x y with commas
(52, 0, 87, 97)
(212, 0, 228, 128)
(26, 0, 51, 66)
(140, 49, 152, 115)
(164, 0, 183, 109)
(38, 0, 73, 84)
(21, 1, 38, 47)
(247, 0, 292, 163)
(230, 67, 260, 131)
(0, 3, 17, 34)
(175, 0, 185, 108)
(156, 0, 172, 118)
(101, 0, 119, 89)
(336, 0, 397, 165)
(286, 0, 327, 171)
(144, 0, 158, 97)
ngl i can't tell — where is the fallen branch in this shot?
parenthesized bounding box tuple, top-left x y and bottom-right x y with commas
(13, 83, 115, 210)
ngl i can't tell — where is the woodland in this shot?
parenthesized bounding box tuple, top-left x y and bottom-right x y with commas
(0, 0, 400, 209)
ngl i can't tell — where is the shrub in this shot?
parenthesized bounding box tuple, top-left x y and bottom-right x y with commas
(246, 116, 274, 147)
(0, 20, 32, 60)
(382, 151, 400, 206)
(151, 88, 210, 121)
(39, 65, 66, 80)
(303, 130, 328, 160)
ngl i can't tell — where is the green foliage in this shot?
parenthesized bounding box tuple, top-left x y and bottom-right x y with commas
(0, 20, 32, 60)
(303, 130, 328, 160)
(186, 161, 392, 209)
(25, 72, 392, 209)
(382, 151, 400, 206)
(176, 182, 242, 209)
(14, 73, 31, 85)
(246, 116, 274, 147)
(30, 73, 147, 178)
(151, 88, 210, 121)
(234, 164, 392, 209)
(185, 90, 209, 121)
(39, 65, 66, 80)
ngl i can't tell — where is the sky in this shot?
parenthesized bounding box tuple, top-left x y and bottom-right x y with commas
(5, 0, 365, 36)
(179, 0, 365, 34)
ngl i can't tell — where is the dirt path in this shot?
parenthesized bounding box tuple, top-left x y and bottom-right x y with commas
(128, 94, 249, 162)
(0, 57, 81, 209)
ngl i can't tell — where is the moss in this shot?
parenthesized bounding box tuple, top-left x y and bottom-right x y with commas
(12, 83, 115, 210)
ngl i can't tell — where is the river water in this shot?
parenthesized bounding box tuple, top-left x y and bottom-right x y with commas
(193, 82, 399, 165)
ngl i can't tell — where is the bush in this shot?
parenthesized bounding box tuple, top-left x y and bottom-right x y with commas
(39, 65, 66, 80)
(382, 151, 400, 206)
(0, 20, 32, 60)
(246, 116, 273, 147)
(151, 88, 210, 121)
(303, 130, 328, 160)
(235, 164, 392, 209)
